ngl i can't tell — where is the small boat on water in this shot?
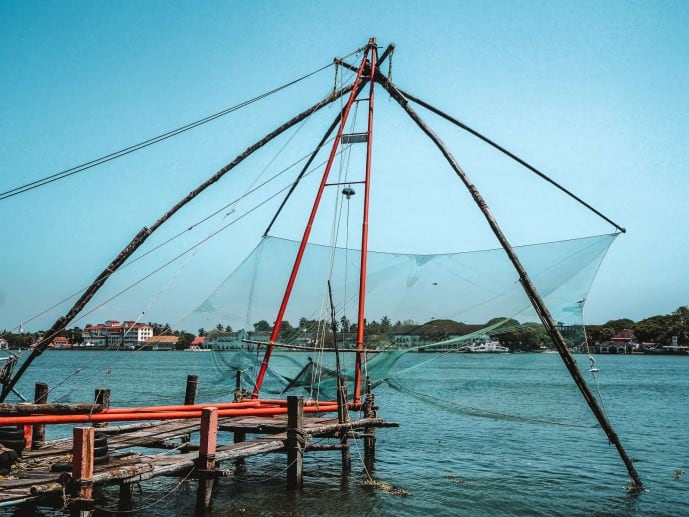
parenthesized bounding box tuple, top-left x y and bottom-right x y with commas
(184, 345, 211, 352)
(461, 338, 509, 353)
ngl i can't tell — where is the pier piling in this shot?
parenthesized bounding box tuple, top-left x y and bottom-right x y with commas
(184, 375, 199, 406)
(196, 407, 218, 512)
(93, 389, 110, 429)
(287, 396, 304, 489)
(363, 377, 376, 465)
(71, 427, 95, 516)
(337, 377, 351, 470)
(31, 382, 48, 449)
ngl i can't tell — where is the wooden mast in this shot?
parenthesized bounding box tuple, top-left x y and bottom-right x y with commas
(376, 76, 643, 490)
(353, 39, 378, 404)
(0, 84, 354, 403)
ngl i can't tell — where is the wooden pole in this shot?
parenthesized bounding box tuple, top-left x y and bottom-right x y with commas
(286, 396, 304, 489)
(0, 83, 354, 404)
(234, 370, 244, 402)
(363, 377, 376, 465)
(184, 375, 198, 405)
(337, 377, 351, 470)
(118, 482, 134, 512)
(379, 77, 643, 489)
(233, 428, 247, 475)
(71, 427, 95, 516)
(94, 389, 110, 429)
(31, 382, 48, 449)
(182, 375, 198, 449)
(196, 407, 218, 512)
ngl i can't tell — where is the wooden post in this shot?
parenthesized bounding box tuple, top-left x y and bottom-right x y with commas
(195, 407, 218, 512)
(184, 375, 198, 405)
(337, 377, 351, 470)
(234, 429, 247, 475)
(286, 395, 304, 489)
(363, 377, 376, 465)
(31, 382, 48, 449)
(94, 389, 110, 429)
(233, 370, 243, 402)
(181, 375, 198, 449)
(23, 423, 32, 451)
(72, 427, 95, 516)
(118, 482, 133, 511)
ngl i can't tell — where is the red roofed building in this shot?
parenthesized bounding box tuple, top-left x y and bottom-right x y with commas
(82, 320, 154, 349)
(598, 329, 636, 354)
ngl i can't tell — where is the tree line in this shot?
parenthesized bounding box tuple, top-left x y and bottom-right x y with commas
(3, 306, 686, 351)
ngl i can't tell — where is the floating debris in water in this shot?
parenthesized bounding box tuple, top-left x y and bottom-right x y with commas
(445, 473, 469, 485)
(672, 469, 685, 479)
(363, 479, 411, 497)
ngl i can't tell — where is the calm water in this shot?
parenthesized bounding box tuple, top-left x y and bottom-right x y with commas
(5, 351, 688, 516)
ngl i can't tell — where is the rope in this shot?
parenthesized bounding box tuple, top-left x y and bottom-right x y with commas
(92, 465, 195, 514)
(386, 378, 597, 429)
(0, 61, 335, 202)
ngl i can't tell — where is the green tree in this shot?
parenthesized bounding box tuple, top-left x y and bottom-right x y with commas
(380, 315, 391, 336)
(340, 315, 351, 333)
(253, 320, 271, 332)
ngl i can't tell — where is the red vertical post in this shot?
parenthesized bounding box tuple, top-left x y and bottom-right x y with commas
(196, 407, 218, 512)
(72, 427, 95, 503)
(252, 42, 375, 398)
(23, 424, 33, 451)
(354, 38, 378, 403)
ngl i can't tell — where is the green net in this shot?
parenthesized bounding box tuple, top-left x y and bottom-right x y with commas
(188, 233, 616, 398)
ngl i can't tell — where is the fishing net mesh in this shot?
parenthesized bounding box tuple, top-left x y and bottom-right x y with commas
(190, 233, 616, 398)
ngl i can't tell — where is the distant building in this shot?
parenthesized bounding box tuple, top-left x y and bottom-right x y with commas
(82, 320, 154, 349)
(598, 329, 636, 354)
(144, 335, 178, 351)
(50, 336, 71, 349)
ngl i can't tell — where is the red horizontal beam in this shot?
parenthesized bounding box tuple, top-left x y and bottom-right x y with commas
(0, 403, 344, 426)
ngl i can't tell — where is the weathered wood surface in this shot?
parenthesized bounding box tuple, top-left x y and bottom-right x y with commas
(0, 413, 397, 507)
(0, 403, 102, 415)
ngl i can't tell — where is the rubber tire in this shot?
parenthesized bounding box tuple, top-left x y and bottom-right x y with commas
(50, 461, 72, 473)
(94, 433, 108, 448)
(0, 438, 26, 455)
(94, 444, 108, 457)
(0, 427, 23, 440)
(94, 454, 110, 465)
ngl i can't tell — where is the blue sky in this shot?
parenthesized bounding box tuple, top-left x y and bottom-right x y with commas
(1, 1, 688, 332)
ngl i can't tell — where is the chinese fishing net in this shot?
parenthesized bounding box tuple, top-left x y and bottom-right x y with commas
(191, 232, 616, 400)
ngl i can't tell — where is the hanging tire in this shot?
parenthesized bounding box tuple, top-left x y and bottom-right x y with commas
(0, 446, 19, 467)
(94, 444, 108, 457)
(94, 433, 109, 464)
(0, 426, 24, 440)
(94, 433, 108, 448)
(0, 438, 26, 455)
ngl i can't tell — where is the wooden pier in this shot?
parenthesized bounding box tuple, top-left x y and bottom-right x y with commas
(0, 392, 397, 513)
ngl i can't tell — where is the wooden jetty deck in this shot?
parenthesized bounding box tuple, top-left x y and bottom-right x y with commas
(0, 401, 397, 512)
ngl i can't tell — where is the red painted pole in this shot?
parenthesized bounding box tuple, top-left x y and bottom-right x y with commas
(0, 402, 343, 426)
(72, 427, 95, 504)
(196, 407, 218, 511)
(354, 37, 378, 403)
(252, 42, 376, 398)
